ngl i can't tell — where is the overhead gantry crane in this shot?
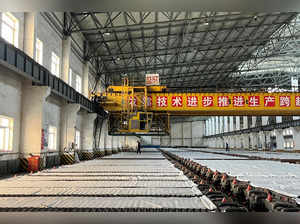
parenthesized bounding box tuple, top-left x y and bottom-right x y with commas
(91, 78, 300, 136)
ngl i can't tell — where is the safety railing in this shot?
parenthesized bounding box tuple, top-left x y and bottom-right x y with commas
(204, 119, 300, 138)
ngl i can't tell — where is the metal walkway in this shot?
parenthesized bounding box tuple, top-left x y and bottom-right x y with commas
(0, 149, 215, 212)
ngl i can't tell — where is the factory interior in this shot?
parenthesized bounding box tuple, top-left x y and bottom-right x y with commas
(0, 9, 300, 215)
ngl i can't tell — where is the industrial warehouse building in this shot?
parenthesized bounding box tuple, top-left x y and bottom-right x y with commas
(0, 11, 300, 214)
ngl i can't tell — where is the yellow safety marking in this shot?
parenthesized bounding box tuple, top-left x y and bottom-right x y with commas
(20, 158, 29, 172)
(60, 153, 75, 165)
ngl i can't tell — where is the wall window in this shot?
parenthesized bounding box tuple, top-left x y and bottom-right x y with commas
(35, 38, 43, 65)
(1, 12, 19, 47)
(75, 74, 82, 93)
(48, 126, 57, 150)
(0, 115, 14, 151)
(68, 68, 72, 86)
(51, 52, 60, 77)
(75, 130, 80, 149)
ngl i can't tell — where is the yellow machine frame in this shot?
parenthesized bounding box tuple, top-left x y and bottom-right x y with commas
(91, 78, 300, 135)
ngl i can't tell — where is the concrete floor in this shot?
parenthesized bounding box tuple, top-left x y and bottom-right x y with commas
(0, 149, 215, 210)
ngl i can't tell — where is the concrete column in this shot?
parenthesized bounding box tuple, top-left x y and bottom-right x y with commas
(242, 134, 250, 149)
(233, 136, 237, 148)
(99, 119, 108, 150)
(219, 117, 223, 133)
(233, 117, 236, 131)
(82, 113, 97, 151)
(216, 138, 220, 148)
(122, 136, 126, 148)
(240, 135, 244, 149)
(60, 103, 80, 152)
(264, 131, 271, 150)
(220, 137, 224, 148)
(118, 136, 121, 149)
(292, 127, 300, 150)
(113, 136, 118, 149)
(275, 129, 284, 150)
(235, 136, 239, 148)
(250, 133, 258, 150)
(207, 119, 210, 135)
(252, 116, 257, 127)
(83, 62, 89, 98)
(236, 116, 240, 130)
(106, 132, 112, 149)
(243, 116, 248, 129)
(236, 135, 242, 149)
(229, 116, 234, 132)
(259, 131, 265, 150)
(224, 116, 228, 132)
(257, 132, 264, 150)
(211, 118, 214, 135)
(208, 119, 212, 135)
(20, 85, 51, 156)
(23, 12, 36, 57)
(215, 117, 219, 134)
(62, 36, 71, 83)
(212, 137, 215, 148)
(111, 136, 114, 149)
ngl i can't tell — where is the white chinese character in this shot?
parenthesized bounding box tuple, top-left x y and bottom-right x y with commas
(265, 96, 275, 106)
(157, 96, 167, 107)
(296, 96, 300, 107)
(280, 96, 290, 107)
(172, 96, 182, 107)
(129, 97, 137, 106)
(233, 96, 244, 107)
(218, 96, 229, 107)
(249, 96, 259, 107)
(203, 96, 213, 107)
(187, 96, 198, 107)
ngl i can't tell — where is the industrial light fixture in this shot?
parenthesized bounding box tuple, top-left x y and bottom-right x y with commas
(104, 31, 111, 36)
(203, 22, 209, 26)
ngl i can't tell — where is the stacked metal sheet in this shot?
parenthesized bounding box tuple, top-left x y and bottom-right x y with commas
(0, 150, 215, 211)
(168, 148, 300, 204)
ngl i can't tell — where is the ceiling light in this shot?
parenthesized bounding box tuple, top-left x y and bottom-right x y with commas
(203, 22, 209, 26)
(104, 32, 111, 36)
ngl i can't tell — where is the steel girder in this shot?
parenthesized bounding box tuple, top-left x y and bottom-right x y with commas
(68, 12, 298, 91)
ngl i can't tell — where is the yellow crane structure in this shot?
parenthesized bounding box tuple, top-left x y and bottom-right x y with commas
(91, 78, 300, 136)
